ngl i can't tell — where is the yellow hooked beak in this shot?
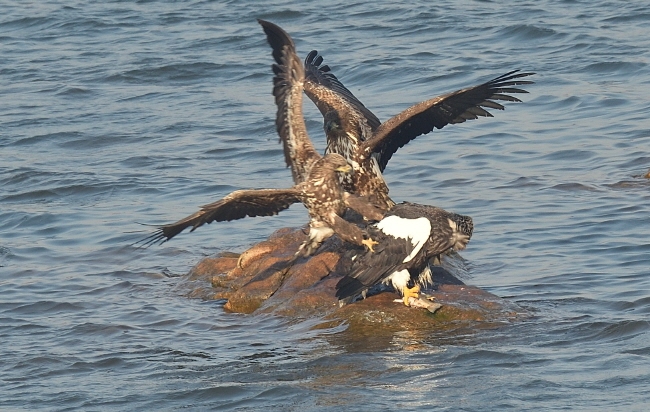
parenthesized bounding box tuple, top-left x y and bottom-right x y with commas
(335, 164, 353, 174)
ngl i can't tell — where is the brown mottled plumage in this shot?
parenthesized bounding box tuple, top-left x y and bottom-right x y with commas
(303, 51, 534, 209)
(137, 22, 387, 254)
(263, 19, 387, 254)
(138, 152, 382, 256)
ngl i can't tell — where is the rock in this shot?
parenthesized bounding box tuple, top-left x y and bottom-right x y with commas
(183, 227, 526, 334)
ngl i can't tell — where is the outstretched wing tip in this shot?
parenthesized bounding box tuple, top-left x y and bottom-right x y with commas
(257, 18, 278, 30)
(492, 70, 536, 86)
(366, 67, 535, 169)
(132, 228, 169, 249)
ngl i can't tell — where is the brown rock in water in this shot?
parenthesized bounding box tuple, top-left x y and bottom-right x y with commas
(184, 227, 526, 332)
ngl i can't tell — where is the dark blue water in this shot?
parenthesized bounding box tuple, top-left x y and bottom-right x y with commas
(2, 1, 650, 410)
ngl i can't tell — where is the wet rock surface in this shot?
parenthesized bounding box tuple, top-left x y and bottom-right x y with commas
(182, 227, 526, 333)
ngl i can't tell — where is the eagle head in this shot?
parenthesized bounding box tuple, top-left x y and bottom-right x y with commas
(447, 214, 473, 251)
(323, 111, 343, 134)
(323, 153, 353, 175)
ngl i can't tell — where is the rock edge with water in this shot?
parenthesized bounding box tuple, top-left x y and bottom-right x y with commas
(182, 227, 525, 333)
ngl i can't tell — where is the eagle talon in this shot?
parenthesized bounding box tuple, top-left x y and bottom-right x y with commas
(402, 284, 421, 306)
(362, 237, 379, 252)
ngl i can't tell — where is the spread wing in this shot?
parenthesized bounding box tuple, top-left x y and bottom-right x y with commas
(303, 50, 381, 136)
(137, 188, 302, 246)
(362, 70, 534, 171)
(259, 19, 320, 184)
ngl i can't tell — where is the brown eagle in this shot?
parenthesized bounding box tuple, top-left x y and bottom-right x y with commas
(257, 19, 387, 254)
(138, 22, 385, 255)
(303, 51, 534, 209)
(138, 152, 381, 256)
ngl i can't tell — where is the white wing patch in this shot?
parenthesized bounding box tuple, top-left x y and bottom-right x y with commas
(376, 215, 431, 263)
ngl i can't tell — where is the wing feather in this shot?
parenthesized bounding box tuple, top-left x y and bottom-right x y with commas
(259, 19, 319, 184)
(363, 70, 534, 170)
(137, 188, 301, 246)
(335, 231, 412, 300)
(303, 50, 381, 134)
(335, 202, 475, 301)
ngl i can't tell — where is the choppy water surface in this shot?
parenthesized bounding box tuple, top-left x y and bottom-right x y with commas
(2, 1, 650, 410)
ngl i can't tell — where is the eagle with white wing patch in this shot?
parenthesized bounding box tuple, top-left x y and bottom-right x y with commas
(336, 202, 474, 306)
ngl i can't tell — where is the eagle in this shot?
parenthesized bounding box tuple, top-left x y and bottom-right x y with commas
(335, 202, 474, 306)
(257, 19, 389, 254)
(303, 50, 534, 209)
(139, 152, 382, 256)
(138, 23, 388, 254)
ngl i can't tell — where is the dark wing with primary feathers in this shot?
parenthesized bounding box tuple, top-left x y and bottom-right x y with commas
(138, 188, 301, 246)
(303, 50, 381, 133)
(259, 19, 319, 184)
(363, 70, 534, 171)
(336, 202, 475, 301)
(335, 228, 411, 300)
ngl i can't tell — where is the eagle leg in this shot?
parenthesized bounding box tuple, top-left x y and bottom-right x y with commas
(296, 225, 335, 257)
(402, 284, 421, 306)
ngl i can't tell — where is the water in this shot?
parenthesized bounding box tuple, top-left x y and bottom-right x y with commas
(2, 0, 650, 410)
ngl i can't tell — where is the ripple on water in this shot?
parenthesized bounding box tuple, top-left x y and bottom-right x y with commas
(2, 0, 650, 410)
(105, 62, 228, 85)
(498, 24, 560, 40)
(583, 61, 647, 76)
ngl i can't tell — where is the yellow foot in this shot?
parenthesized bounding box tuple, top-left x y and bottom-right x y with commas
(402, 284, 421, 306)
(362, 237, 379, 252)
